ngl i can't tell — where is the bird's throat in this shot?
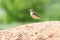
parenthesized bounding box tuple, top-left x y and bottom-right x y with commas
(30, 12, 34, 15)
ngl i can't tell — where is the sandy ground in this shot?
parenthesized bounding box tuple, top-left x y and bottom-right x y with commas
(0, 21, 60, 40)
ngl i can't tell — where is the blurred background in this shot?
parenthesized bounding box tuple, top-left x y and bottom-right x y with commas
(0, 0, 60, 30)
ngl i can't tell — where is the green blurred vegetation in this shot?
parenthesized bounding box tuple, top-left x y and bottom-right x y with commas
(0, 0, 60, 29)
(0, 0, 60, 23)
(0, 0, 46, 23)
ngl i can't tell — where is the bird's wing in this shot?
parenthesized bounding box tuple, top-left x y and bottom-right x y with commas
(33, 12, 40, 17)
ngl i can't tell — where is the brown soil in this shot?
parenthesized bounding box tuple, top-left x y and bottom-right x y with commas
(0, 21, 60, 40)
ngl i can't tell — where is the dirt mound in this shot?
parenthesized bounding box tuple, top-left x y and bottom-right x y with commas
(0, 21, 60, 40)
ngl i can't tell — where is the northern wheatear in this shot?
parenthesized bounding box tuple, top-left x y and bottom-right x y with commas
(30, 9, 40, 19)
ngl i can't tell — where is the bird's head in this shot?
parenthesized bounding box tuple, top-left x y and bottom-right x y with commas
(30, 9, 34, 12)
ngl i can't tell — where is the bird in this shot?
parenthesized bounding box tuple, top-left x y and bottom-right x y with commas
(30, 9, 40, 19)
